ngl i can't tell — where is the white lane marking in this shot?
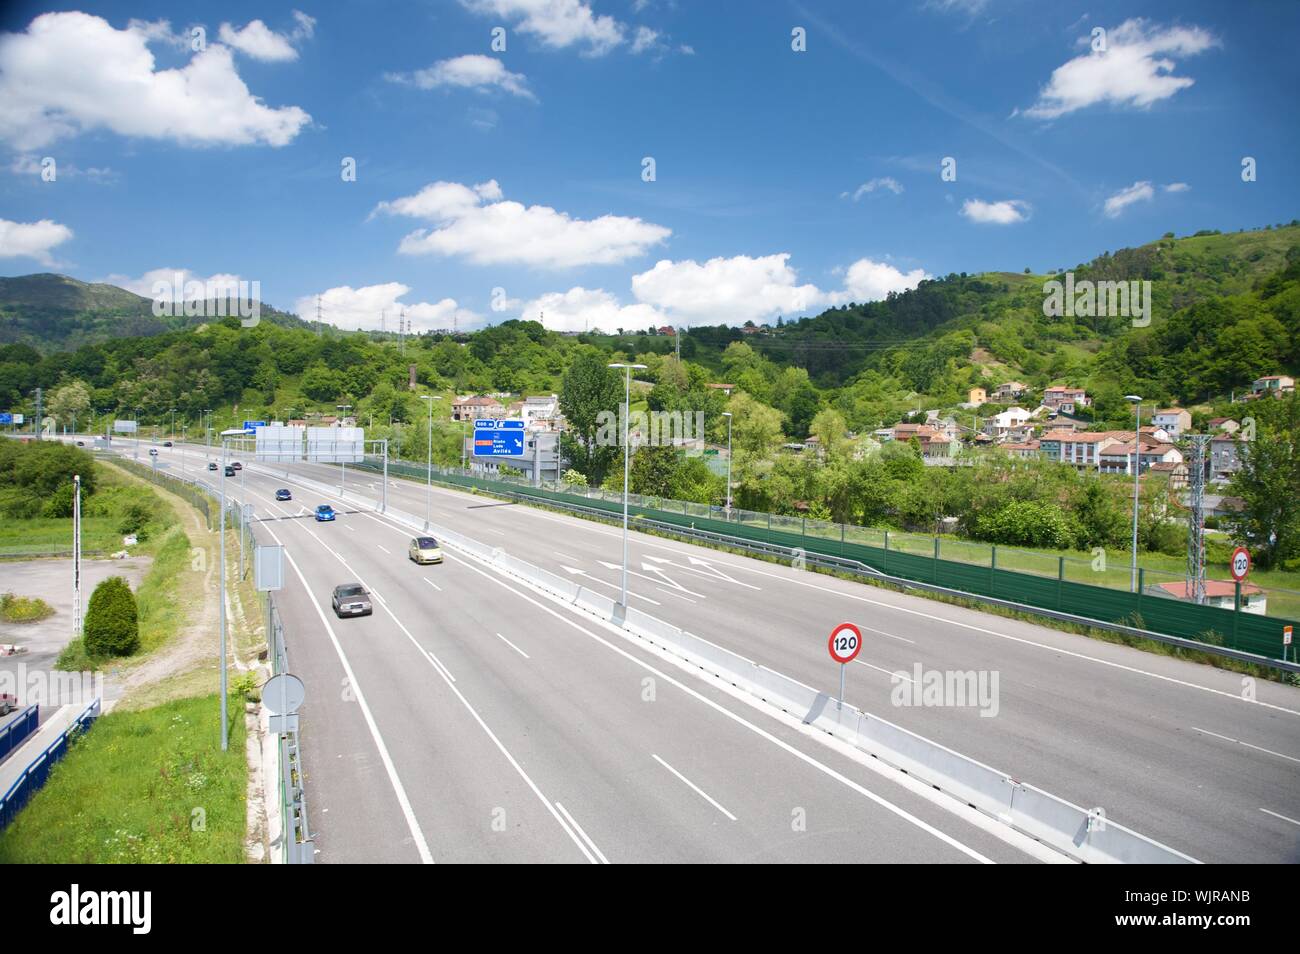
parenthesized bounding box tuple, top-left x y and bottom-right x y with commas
(484, 527, 506, 536)
(424, 577, 442, 592)
(258, 521, 434, 864)
(553, 551, 579, 563)
(857, 660, 912, 681)
(644, 555, 761, 590)
(1259, 808, 1300, 827)
(861, 625, 915, 644)
(496, 632, 530, 659)
(1191, 727, 1300, 764)
(344, 524, 356, 531)
(554, 802, 609, 864)
(560, 566, 661, 605)
(429, 486, 1300, 717)
(655, 588, 698, 604)
(652, 753, 737, 821)
(377, 544, 391, 554)
(596, 560, 705, 598)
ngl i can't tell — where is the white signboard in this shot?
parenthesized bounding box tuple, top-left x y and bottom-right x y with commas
(306, 426, 364, 463)
(114, 419, 138, 434)
(254, 424, 304, 462)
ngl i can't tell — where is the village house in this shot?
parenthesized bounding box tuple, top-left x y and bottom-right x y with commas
(1000, 440, 1041, 459)
(1250, 374, 1295, 398)
(1208, 417, 1240, 434)
(1150, 408, 1192, 439)
(1146, 460, 1190, 490)
(967, 386, 987, 405)
(452, 395, 506, 421)
(982, 406, 1033, 438)
(1042, 386, 1090, 412)
(1151, 580, 1267, 615)
(992, 381, 1028, 402)
(1210, 435, 1246, 482)
(891, 422, 955, 459)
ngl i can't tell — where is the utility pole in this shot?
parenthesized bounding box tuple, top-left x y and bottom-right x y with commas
(34, 387, 42, 439)
(316, 295, 323, 337)
(1186, 434, 1212, 605)
(608, 362, 647, 615)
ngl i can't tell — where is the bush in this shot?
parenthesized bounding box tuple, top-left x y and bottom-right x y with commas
(117, 501, 153, 537)
(41, 482, 76, 518)
(972, 500, 1078, 549)
(0, 593, 54, 623)
(83, 576, 139, 657)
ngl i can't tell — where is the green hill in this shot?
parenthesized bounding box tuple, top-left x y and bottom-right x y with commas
(0, 273, 310, 352)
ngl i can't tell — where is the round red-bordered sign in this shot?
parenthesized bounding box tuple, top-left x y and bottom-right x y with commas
(828, 622, 862, 664)
(1230, 546, 1251, 582)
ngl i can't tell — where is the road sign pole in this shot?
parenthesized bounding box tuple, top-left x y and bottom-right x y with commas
(219, 437, 228, 752)
(839, 663, 846, 711)
(828, 622, 863, 711)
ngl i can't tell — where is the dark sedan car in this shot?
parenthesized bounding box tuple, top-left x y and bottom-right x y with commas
(275, 488, 292, 501)
(208, 462, 218, 471)
(331, 583, 372, 618)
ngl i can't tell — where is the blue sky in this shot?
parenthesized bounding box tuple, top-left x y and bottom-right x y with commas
(1, 0, 1298, 334)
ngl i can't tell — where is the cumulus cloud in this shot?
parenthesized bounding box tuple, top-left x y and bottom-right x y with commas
(103, 267, 249, 303)
(293, 282, 485, 333)
(842, 177, 904, 200)
(0, 12, 311, 149)
(522, 286, 664, 333)
(630, 26, 660, 54)
(1022, 19, 1218, 120)
(460, 0, 625, 55)
(841, 258, 928, 301)
(218, 20, 295, 61)
(1163, 181, 1190, 193)
(373, 179, 670, 269)
(1103, 180, 1155, 218)
(0, 217, 73, 265)
(385, 54, 535, 100)
(960, 198, 1031, 224)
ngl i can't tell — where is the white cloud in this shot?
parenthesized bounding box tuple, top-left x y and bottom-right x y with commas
(218, 20, 296, 61)
(629, 254, 834, 326)
(385, 54, 535, 100)
(960, 198, 1031, 224)
(292, 282, 485, 333)
(374, 179, 670, 269)
(103, 268, 248, 302)
(0, 12, 311, 149)
(1022, 19, 1218, 120)
(1103, 180, 1155, 218)
(841, 258, 928, 301)
(0, 217, 73, 265)
(460, 0, 625, 55)
(843, 177, 904, 200)
(630, 26, 660, 54)
(1163, 181, 1190, 193)
(521, 286, 664, 333)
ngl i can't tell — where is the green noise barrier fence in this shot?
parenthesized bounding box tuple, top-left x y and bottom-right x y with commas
(362, 460, 1298, 662)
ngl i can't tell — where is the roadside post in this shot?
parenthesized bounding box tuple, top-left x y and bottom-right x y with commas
(1285, 625, 1293, 663)
(828, 622, 862, 710)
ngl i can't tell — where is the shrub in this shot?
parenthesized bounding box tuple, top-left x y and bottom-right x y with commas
(117, 501, 153, 536)
(0, 593, 55, 623)
(83, 576, 139, 657)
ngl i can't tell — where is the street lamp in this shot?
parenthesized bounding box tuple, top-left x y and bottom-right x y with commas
(1126, 395, 1143, 593)
(608, 362, 647, 614)
(337, 404, 353, 497)
(722, 411, 733, 518)
(419, 395, 442, 530)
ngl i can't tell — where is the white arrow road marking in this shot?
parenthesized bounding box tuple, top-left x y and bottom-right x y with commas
(561, 566, 661, 605)
(597, 561, 706, 597)
(642, 554, 760, 589)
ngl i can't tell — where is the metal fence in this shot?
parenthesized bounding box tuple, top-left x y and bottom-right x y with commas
(0, 699, 100, 830)
(0, 705, 39, 761)
(358, 459, 1299, 664)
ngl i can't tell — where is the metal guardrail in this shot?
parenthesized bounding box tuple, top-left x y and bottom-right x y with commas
(0, 699, 100, 830)
(0, 705, 39, 762)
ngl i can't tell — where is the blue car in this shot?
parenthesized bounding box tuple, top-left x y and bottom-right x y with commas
(275, 489, 292, 501)
(314, 505, 336, 522)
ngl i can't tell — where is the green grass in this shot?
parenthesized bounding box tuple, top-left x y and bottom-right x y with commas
(0, 592, 54, 622)
(0, 693, 247, 863)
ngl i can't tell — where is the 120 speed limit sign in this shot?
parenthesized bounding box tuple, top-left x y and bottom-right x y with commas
(828, 622, 862, 664)
(1230, 546, 1251, 582)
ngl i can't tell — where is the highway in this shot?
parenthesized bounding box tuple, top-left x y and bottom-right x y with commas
(106, 439, 1300, 862)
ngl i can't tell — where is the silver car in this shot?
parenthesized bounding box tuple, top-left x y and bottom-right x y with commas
(331, 583, 372, 618)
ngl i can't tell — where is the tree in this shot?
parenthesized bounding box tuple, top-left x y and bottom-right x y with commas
(83, 576, 139, 657)
(1228, 393, 1300, 568)
(559, 349, 622, 485)
(46, 379, 92, 429)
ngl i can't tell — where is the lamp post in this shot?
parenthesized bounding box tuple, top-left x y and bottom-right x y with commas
(1126, 395, 1143, 593)
(722, 411, 733, 518)
(419, 395, 442, 530)
(608, 362, 647, 613)
(337, 404, 353, 497)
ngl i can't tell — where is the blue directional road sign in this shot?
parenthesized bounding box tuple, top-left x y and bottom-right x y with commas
(0, 413, 11, 425)
(243, 420, 267, 434)
(473, 419, 525, 457)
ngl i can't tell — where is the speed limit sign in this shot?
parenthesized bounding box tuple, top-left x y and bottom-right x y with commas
(828, 622, 862, 664)
(1230, 546, 1251, 582)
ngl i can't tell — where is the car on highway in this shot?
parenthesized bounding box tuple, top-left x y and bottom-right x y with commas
(331, 583, 372, 618)
(314, 504, 336, 522)
(408, 536, 443, 565)
(224, 465, 235, 477)
(274, 488, 292, 501)
(163, 441, 173, 447)
(148, 448, 158, 456)
(208, 462, 218, 471)
(231, 461, 242, 470)
(75, 440, 84, 446)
